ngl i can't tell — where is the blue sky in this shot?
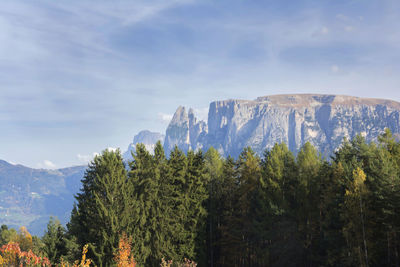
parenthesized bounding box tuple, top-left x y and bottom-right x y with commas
(0, 0, 399, 168)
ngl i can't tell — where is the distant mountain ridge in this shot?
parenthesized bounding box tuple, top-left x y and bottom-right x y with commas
(0, 160, 85, 235)
(125, 94, 400, 158)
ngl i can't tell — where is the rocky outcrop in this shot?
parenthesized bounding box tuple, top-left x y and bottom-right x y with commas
(164, 94, 400, 158)
(123, 130, 165, 160)
(163, 106, 207, 156)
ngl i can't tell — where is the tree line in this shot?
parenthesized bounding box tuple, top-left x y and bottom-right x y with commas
(2, 129, 400, 266)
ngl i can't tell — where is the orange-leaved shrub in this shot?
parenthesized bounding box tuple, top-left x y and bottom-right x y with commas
(114, 233, 136, 267)
(0, 241, 51, 266)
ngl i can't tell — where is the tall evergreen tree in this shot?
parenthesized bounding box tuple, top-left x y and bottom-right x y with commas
(260, 143, 300, 266)
(68, 149, 132, 267)
(216, 156, 238, 267)
(129, 142, 174, 266)
(204, 147, 224, 267)
(165, 146, 189, 262)
(185, 150, 209, 265)
(296, 142, 323, 265)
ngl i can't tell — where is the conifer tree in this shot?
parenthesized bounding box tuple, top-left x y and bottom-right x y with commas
(343, 167, 369, 267)
(216, 156, 237, 266)
(165, 146, 189, 261)
(186, 150, 209, 265)
(69, 149, 132, 267)
(296, 142, 323, 265)
(129, 143, 156, 265)
(220, 147, 262, 266)
(236, 147, 261, 266)
(129, 142, 173, 266)
(42, 217, 67, 264)
(153, 141, 176, 264)
(204, 147, 224, 267)
(260, 143, 300, 266)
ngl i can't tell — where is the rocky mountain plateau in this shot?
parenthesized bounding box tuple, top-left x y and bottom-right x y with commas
(128, 94, 400, 159)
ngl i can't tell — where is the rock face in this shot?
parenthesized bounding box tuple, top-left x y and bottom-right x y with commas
(123, 130, 165, 160)
(163, 106, 207, 156)
(164, 94, 400, 158)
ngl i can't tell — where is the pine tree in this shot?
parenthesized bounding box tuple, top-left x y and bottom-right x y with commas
(204, 147, 224, 267)
(42, 217, 67, 265)
(165, 146, 188, 262)
(68, 149, 132, 267)
(236, 147, 261, 266)
(369, 130, 400, 265)
(186, 149, 209, 265)
(129, 142, 173, 266)
(260, 143, 300, 266)
(216, 156, 237, 266)
(296, 142, 323, 265)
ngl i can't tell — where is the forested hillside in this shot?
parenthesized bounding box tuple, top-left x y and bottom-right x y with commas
(0, 162, 85, 235)
(2, 129, 400, 266)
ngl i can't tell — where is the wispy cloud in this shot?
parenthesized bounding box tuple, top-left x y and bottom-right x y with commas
(37, 160, 57, 169)
(77, 152, 100, 163)
(1, 0, 400, 168)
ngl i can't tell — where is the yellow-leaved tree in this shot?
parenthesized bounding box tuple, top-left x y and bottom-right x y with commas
(16, 226, 33, 252)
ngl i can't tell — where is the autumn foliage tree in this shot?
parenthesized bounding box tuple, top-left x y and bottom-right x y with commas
(114, 233, 136, 267)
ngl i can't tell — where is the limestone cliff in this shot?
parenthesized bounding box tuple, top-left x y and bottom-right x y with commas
(164, 94, 400, 157)
(163, 106, 207, 156)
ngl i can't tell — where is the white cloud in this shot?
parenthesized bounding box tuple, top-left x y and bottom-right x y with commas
(77, 148, 117, 164)
(77, 152, 100, 163)
(331, 65, 340, 73)
(158, 112, 173, 123)
(37, 160, 57, 169)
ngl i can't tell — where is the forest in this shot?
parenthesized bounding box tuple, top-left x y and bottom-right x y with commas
(1, 128, 400, 267)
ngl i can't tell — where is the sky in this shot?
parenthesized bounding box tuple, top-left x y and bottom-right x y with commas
(0, 0, 399, 168)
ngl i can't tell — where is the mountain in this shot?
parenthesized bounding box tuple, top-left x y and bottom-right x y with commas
(0, 160, 85, 235)
(163, 94, 400, 157)
(123, 130, 165, 161)
(164, 107, 207, 155)
(4, 94, 398, 235)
